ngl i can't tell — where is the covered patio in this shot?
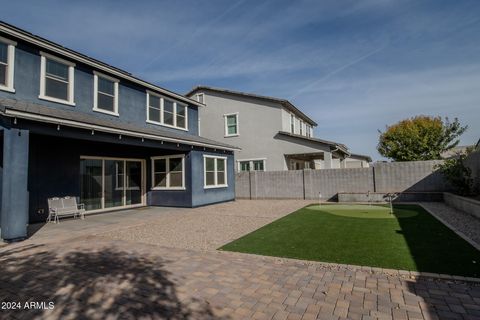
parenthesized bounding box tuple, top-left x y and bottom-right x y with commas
(285, 150, 348, 170)
(0, 98, 236, 241)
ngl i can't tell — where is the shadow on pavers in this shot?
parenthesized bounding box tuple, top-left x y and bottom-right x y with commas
(0, 243, 227, 319)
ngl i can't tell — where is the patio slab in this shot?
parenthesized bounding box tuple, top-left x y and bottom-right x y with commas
(1, 235, 479, 320)
(26, 200, 312, 250)
(3, 200, 479, 320)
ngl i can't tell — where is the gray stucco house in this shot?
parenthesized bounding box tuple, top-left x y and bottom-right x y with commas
(0, 22, 237, 241)
(186, 86, 371, 171)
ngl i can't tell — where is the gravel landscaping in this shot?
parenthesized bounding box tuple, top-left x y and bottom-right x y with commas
(420, 202, 480, 248)
(99, 199, 312, 250)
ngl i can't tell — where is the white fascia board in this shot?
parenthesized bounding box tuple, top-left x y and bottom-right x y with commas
(3, 109, 239, 151)
(0, 24, 204, 108)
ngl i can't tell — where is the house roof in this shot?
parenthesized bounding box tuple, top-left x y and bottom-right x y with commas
(0, 21, 205, 108)
(277, 131, 350, 155)
(349, 153, 372, 162)
(0, 98, 239, 151)
(186, 86, 318, 126)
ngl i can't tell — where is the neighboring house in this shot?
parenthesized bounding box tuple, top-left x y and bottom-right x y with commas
(344, 154, 372, 168)
(0, 22, 237, 241)
(186, 86, 370, 171)
(440, 145, 474, 159)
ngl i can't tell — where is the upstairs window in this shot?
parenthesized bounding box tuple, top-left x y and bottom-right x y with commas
(299, 120, 304, 135)
(148, 95, 161, 123)
(306, 125, 311, 137)
(93, 72, 119, 116)
(147, 92, 188, 130)
(204, 156, 227, 188)
(40, 52, 75, 105)
(0, 36, 16, 92)
(290, 114, 295, 133)
(151, 155, 185, 190)
(196, 93, 204, 103)
(163, 98, 175, 126)
(176, 104, 186, 129)
(224, 113, 239, 137)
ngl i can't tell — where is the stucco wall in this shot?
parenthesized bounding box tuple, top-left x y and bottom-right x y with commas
(197, 91, 330, 171)
(190, 150, 235, 207)
(0, 36, 199, 136)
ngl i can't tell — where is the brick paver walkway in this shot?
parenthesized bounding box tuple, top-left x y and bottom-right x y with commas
(1, 236, 479, 320)
(2, 201, 480, 319)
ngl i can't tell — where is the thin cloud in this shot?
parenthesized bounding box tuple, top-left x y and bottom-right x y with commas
(289, 45, 387, 99)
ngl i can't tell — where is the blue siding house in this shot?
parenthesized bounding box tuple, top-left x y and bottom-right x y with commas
(0, 21, 238, 241)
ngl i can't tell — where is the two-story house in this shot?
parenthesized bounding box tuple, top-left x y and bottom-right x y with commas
(186, 86, 371, 171)
(0, 22, 237, 241)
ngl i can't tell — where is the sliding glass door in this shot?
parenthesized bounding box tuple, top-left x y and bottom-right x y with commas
(126, 161, 142, 206)
(104, 160, 125, 208)
(80, 159, 103, 211)
(80, 157, 145, 212)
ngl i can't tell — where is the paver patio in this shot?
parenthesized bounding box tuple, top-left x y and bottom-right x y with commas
(1, 200, 479, 320)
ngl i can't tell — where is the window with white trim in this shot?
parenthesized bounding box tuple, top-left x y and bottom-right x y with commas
(252, 160, 265, 171)
(299, 120, 304, 135)
(93, 72, 119, 115)
(0, 36, 16, 92)
(39, 52, 75, 105)
(115, 161, 125, 190)
(290, 114, 295, 134)
(151, 155, 185, 189)
(196, 93, 204, 103)
(204, 156, 227, 188)
(224, 113, 238, 137)
(147, 92, 188, 130)
(239, 161, 250, 172)
(306, 124, 311, 137)
(238, 159, 266, 172)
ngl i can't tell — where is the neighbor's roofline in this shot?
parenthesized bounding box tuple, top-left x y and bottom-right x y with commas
(0, 21, 205, 108)
(277, 131, 350, 155)
(186, 86, 317, 126)
(349, 153, 373, 162)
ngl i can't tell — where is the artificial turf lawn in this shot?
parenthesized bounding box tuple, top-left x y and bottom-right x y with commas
(220, 204, 480, 277)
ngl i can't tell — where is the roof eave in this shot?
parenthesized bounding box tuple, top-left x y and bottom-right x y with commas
(278, 131, 349, 155)
(0, 21, 205, 108)
(186, 86, 317, 125)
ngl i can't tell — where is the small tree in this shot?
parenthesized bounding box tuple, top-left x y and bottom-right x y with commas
(377, 116, 467, 161)
(436, 147, 476, 196)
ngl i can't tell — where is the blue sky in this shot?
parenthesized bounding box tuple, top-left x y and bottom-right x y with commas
(2, 0, 479, 159)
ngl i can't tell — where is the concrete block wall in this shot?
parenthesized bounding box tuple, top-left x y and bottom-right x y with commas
(444, 192, 480, 219)
(252, 171, 304, 199)
(235, 172, 251, 199)
(236, 160, 452, 200)
(304, 168, 374, 200)
(374, 160, 448, 193)
(338, 192, 444, 202)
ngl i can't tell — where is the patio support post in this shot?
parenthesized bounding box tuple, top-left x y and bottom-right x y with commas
(324, 151, 333, 169)
(1, 128, 29, 241)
